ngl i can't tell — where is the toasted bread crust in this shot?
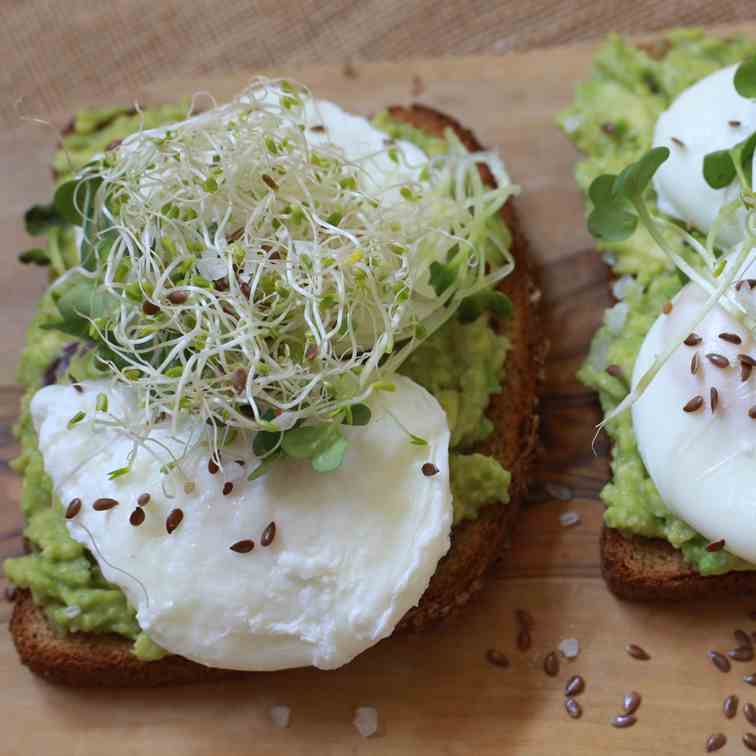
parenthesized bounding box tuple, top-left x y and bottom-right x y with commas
(9, 104, 542, 685)
(602, 527, 756, 601)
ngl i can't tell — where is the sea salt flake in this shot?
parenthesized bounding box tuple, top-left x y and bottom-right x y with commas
(270, 705, 291, 729)
(353, 706, 379, 737)
(559, 511, 581, 528)
(559, 638, 580, 659)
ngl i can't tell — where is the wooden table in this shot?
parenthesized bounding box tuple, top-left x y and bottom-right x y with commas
(3, 26, 756, 755)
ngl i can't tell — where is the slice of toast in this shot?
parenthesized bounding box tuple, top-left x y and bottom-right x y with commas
(8, 103, 543, 686)
(596, 38, 756, 602)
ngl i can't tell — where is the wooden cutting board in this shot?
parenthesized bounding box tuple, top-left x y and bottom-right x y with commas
(3, 25, 756, 756)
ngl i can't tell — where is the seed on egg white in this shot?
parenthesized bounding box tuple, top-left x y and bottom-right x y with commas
(683, 395, 704, 413)
(719, 332, 742, 345)
(93, 498, 119, 511)
(710, 387, 719, 412)
(421, 462, 439, 477)
(261, 521, 276, 547)
(690, 353, 699, 375)
(684, 333, 703, 346)
(706, 539, 726, 553)
(749, 406, 756, 420)
(166, 508, 183, 534)
(137, 493, 151, 507)
(706, 353, 730, 369)
(129, 508, 145, 527)
(65, 498, 82, 519)
(223, 481, 234, 496)
(230, 539, 255, 553)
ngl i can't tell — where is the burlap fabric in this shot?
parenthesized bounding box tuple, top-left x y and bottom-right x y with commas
(1, 0, 754, 128)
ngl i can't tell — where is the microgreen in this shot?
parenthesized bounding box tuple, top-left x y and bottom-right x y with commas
(734, 57, 756, 99)
(458, 290, 513, 323)
(342, 403, 371, 426)
(24, 203, 65, 236)
(107, 466, 131, 480)
(67, 410, 86, 429)
(18, 248, 50, 266)
(702, 132, 756, 189)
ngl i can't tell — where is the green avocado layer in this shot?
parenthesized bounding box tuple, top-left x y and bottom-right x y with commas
(559, 29, 756, 575)
(4, 102, 513, 656)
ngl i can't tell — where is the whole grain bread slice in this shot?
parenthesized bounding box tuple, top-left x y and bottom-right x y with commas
(9, 103, 543, 686)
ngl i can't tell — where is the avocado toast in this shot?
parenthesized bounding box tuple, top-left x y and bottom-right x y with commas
(5, 90, 542, 685)
(560, 30, 756, 600)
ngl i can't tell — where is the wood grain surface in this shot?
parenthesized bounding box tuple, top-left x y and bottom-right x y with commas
(3, 27, 756, 756)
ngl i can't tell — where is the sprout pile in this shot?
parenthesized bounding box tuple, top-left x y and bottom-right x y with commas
(35, 78, 516, 473)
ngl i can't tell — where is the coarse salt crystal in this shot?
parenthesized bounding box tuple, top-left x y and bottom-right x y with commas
(559, 638, 580, 659)
(270, 705, 291, 729)
(559, 511, 581, 528)
(353, 706, 379, 737)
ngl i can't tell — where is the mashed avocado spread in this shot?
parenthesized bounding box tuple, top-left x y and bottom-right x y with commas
(4, 103, 512, 656)
(559, 29, 756, 575)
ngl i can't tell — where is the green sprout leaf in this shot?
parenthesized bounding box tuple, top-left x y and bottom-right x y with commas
(586, 173, 639, 243)
(734, 57, 756, 99)
(108, 466, 131, 480)
(429, 261, 456, 296)
(67, 410, 86, 430)
(248, 453, 279, 481)
(732, 131, 756, 187)
(613, 146, 670, 199)
(18, 248, 50, 266)
(41, 278, 118, 341)
(252, 428, 282, 458)
(342, 403, 372, 426)
(703, 148, 737, 189)
(409, 434, 428, 447)
(311, 435, 349, 472)
(280, 423, 342, 459)
(24, 203, 65, 235)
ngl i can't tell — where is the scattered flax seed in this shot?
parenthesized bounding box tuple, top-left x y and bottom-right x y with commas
(93, 498, 119, 511)
(421, 462, 439, 477)
(606, 364, 623, 378)
(683, 395, 704, 413)
(235, 459, 246, 467)
(730, 120, 742, 127)
(623, 691, 641, 715)
(166, 508, 183, 534)
(709, 650, 731, 673)
(343, 60, 358, 79)
(65, 498, 82, 519)
(565, 675, 585, 697)
(515, 609, 534, 630)
(743, 363, 754, 382)
(662, 301, 673, 314)
(737, 279, 747, 291)
(411, 74, 425, 96)
(611, 714, 636, 728)
(517, 629, 532, 652)
(745, 733, 756, 752)
(684, 333, 703, 346)
(670, 136, 686, 147)
(746, 674, 756, 686)
(72, 382, 83, 393)
(129, 508, 145, 527)
(741, 354, 756, 366)
(749, 406, 756, 420)
(723, 694, 739, 718)
(309, 124, 326, 132)
(230, 539, 255, 553)
(705, 733, 727, 752)
(719, 332, 742, 345)
(736, 630, 753, 649)
(485, 649, 509, 668)
(168, 290, 188, 305)
(691, 353, 700, 375)
(208, 457, 220, 475)
(223, 482, 234, 496)
(706, 353, 730, 368)
(142, 300, 160, 316)
(544, 651, 559, 677)
(564, 698, 582, 719)
(707, 539, 726, 553)
(261, 521, 276, 547)
(729, 647, 755, 662)
(137, 493, 151, 507)
(745, 702, 756, 725)
(710, 387, 719, 412)
(626, 644, 650, 661)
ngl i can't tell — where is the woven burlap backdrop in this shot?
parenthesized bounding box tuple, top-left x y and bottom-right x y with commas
(1, 0, 754, 129)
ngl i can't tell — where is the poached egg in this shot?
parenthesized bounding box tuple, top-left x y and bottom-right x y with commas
(652, 64, 756, 248)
